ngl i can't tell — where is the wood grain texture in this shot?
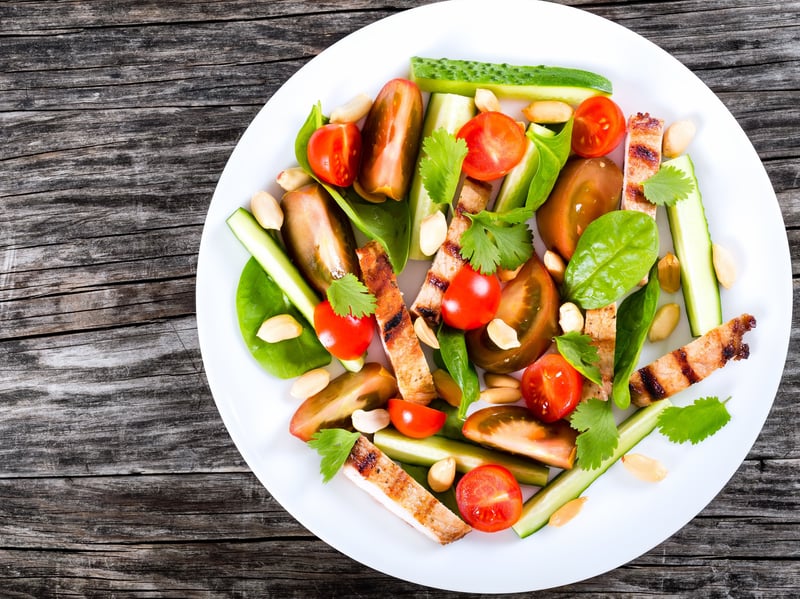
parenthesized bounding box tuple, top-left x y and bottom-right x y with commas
(1, 0, 797, 596)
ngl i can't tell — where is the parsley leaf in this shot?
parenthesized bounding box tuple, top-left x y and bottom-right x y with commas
(657, 396, 731, 444)
(642, 164, 695, 206)
(555, 331, 602, 386)
(326, 274, 376, 318)
(419, 128, 468, 205)
(307, 428, 361, 483)
(460, 208, 534, 274)
(569, 398, 619, 470)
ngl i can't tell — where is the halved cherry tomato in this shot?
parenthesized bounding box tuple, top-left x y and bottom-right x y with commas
(456, 111, 527, 181)
(387, 398, 446, 439)
(313, 299, 374, 360)
(441, 264, 501, 330)
(455, 464, 523, 533)
(307, 122, 362, 187)
(521, 353, 584, 423)
(571, 96, 626, 158)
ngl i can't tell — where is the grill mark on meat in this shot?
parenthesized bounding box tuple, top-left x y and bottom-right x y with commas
(425, 272, 449, 292)
(638, 366, 667, 399)
(382, 309, 404, 343)
(672, 347, 701, 384)
(630, 142, 660, 167)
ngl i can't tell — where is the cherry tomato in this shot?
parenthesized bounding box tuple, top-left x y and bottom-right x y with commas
(571, 96, 626, 158)
(307, 122, 362, 187)
(455, 464, 523, 533)
(441, 264, 501, 330)
(387, 398, 446, 439)
(521, 353, 583, 423)
(456, 111, 527, 181)
(313, 299, 374, 360)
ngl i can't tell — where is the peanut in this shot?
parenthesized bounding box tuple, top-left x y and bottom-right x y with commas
(474, 88, 501, 113)
(250, 190, 283, 230)
(428, 457, 457, 493)
(662, 119, 697, 158)
(487, 318, 521, 350)
(522, 100, 573, 124)
(483, 372, 520, 389)
(351, 408, 391, 434)
(480, 386, 522, 404)
(330, 93, 373, 124)
(290, 368, 331, 399)
(413, 316, 440, 349)
(559, 302, 584, 334)
(657, 253, 681, 293)
(622, 453, 668, 482)
(276, 167, 312, 192)
(432, 369, 462, 408)
(712, 243, 737, 289)
(648, 303, 681, 342)
(548, 496, 588, 527)
(256, 314, 303, 343)
(419, 210, 448, 256)
(543, 250, 566, 284)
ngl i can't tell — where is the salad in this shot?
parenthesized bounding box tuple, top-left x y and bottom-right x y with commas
(225, 56, 755, 544)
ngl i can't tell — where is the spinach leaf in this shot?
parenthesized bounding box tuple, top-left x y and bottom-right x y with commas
(295, 103, 411, 271)
(555, 331, 602, 386)
(525, 119, 573, 211)
(436, 325, 480, 420)
(612, 263, 660, 409)
(563, 210, 659, 309)
(236, 257, 331, 378)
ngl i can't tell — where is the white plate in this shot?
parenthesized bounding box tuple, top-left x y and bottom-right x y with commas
(196, 0, 792, 592)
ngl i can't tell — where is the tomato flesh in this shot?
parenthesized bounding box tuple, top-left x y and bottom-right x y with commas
(457, 111, 527, 181)
(307, 122, 362, 187)
(521, 353, 583, 423)
(571, 96, 626, 158)
(313, 299, 374, 360)
(387, 398, 446, 439)
(455, 464, 523, 533)
(441, 264, 501, 330)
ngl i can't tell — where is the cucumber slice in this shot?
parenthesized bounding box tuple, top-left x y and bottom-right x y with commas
(227, 207, 364, 372)
(512, 399, 672, 538)
(408, 92, 476, 261)
(665, 154, 722, 336)
(373, 427, 549, 487)
(410, 56, 612, 105)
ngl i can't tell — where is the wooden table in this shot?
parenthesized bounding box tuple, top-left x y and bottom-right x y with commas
(2, 1, 797, 596)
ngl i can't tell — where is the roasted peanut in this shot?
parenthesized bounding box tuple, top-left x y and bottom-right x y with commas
(483, 372, 520, 389)
(712, 243, 737, 289)
(276, 167, 312, 192)
(543, 250, 566, 284)
(648, 303, 680, 342)
(413, 316, 440, 349)
(480, 386, 522, 404)
(559, 302, 584, 334)
(522, 100, 573, 124)
(250, 190, 284, 230)
(428, 457, 457, 492)
(548, 496, 588, 527)
(419, 210, 448, 256)
(330, 93, 373, 124)
(256, 314, 303, 343)
(657, 253, 682, 293)
(622, 453, 668, 482)
(662, 119, 697, 158)
(487, 318, 521, 350)
(474, 88, 501, 113)
(351, 408, 391, 434)
(289, 368, 331, 399)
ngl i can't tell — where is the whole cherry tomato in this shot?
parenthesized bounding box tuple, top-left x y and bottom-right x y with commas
(313, 299, 374, 360)
(387, 398, 446, 439)
(441, 264, 501, 330)
(456, 111, 527, 181)
(521, 353, 584, 423)
(307, 122, 362, 187)
(571, 95, 626, 158)
(455, 464, 523, 533)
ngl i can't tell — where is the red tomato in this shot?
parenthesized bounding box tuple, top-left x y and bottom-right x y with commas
(521, 353, 584, 423)
(441, 264, 501, 330)
(387, 398, 446, 439)
(307, 122, 362, 187)
(571, 96, 626, 158)
(456, 111, 527, 181)
(313, 299, 374, 360)
(455, 464, 523, 533)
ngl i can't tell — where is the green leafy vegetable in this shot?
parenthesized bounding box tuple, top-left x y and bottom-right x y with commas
(296, 103, 411, 271)
(563, 210, 659, 309)
(657, 396, 731, 444)
(642, 164, 696, 206)
(326, 273, 376, 318)
(307, 428, 361, 483)
(569, 398, 619, 470)
(525, 120, 574, 211)
(555, 331, 602, 386)
(460, 207, 534, 274)
(419, 128, 468, 205)
(612, 264, 661, 409)
(436, 325, 481, 419)
(236, 257, 331, 378)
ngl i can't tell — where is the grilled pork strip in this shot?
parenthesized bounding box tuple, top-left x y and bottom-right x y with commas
(356, 240, 437, 405)
(410, 178, 492, 328)
(342, 435, 471, 545)
(581, 303, 617, 401)
(629, 313, 756, 406)
(621, 113, 664, 220)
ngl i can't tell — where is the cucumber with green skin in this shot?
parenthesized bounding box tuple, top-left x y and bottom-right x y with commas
(512, 399, 672, 538)
(665, 154, 722, 336)
(410, 56, 612, 104)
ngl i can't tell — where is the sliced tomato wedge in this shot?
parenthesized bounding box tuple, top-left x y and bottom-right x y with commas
(457, 111, 527, 181)
(521, 353, 584, 423)
(387, 398, 446, 439)
(307, 122, 362, 187)
(313, 299, 374, 360)
(571, 96, 626, 158)
(455, 464, 523, 533)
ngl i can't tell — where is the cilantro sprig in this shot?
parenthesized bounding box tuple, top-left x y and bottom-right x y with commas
(419, 128, 468, 205)
(569, 398, 619, 471)
(657, 396, 731, 444)
(460, 207, 534, 275)
(642, 164, 695, 206)
(326, 274, 376, 318)
(307, 428, 361, 483)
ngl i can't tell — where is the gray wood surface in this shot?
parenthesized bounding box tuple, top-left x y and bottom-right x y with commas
(1, 0, 797, 596)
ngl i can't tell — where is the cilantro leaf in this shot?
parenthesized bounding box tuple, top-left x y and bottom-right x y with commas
(657, 396, 731, 444)
(642, 164, 695, 206)
(326, 274, 376, 318)
(307, 428, 361, 483)
(555, 331, 602, 386)
(569, 398, 619, 470)
(419, 128, 468, 205)
(460, 208, 534, 274)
